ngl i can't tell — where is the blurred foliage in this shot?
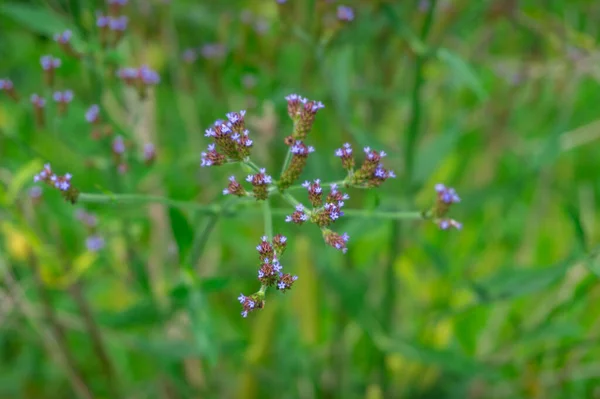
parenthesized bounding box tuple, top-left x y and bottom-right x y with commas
(2, 0, 600, 398)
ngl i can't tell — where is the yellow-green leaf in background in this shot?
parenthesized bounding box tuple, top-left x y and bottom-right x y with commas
(6, 159, 43, 206)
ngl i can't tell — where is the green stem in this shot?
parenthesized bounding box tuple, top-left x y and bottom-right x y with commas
(279, 148, 293, 176)
(78, 193, 423, 220)
(243, 159, 263, 174)
(274, 180, 347, 193)
(78, 192, 221, 212)
(281, 192, 302, 209)
(184, 198, 238, 270)
(262, 199, 273, 239)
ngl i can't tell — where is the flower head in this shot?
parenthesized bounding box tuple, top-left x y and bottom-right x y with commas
(285, 94, 324, 140)
(285, 204, 309, 225)
(85, 105, 100, 124)
(40, 55, 61, 70)
(222, 175, 246, 196)
(86, 235, 105, 252)
(349, 147, 395, 187)
(303, 179, 323, 207)
(278, 141, 315, 190)
(200, 143, 226, 167)
(53, 30, 72, 44)
(33, 163, 79, 203)
(246, 168, 272, 200)
(323, 229, 349, 254)
(337, 6, 355, 21)
(237, 292, 264, 318)
(143, 143, 156, 165)
(53, 90, 74, 103)
(335, 143, 355, 170)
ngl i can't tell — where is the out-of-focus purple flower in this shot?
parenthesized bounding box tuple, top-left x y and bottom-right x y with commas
(85, 104, 100, 124)
(182, 48, 197, 64)
(30, 94, 46, 108)
(40, 55, 61, 70)
(29, 186, 43, 200)
(200, 43, 226, 59)
(86, 235, 105, 251)
(143, 143, 156, 165)
(112, 136, 126, 154)
(97, 14, 110, 28)
(0, 78, 18, 101)
(108, 16, 128, 31)
(53, 30, 72, 44)
(53, 90, 74, 103)
(337, 5, 354, 21)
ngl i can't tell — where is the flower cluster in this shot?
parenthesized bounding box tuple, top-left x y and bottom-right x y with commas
(111, 136, 129, 174)
(53, 90, 74, 116)
(33, 163, 79, 204)
(0, 79, 18, 101)
(97, 11, 129, 47)
(238, 234, 296, 317)
(116, 65, 160, 98)
(76, 209, 105, 252)
(142, 143, 156, 166)
(201, 111, 254, 164)
(337, 6, 355, 22)
(30, 94, 46, 128)
(40, 55, 61, 87)
(54, 30, 81, 58)
(278, 141, 315, 190)
(335, 144, 396, 188)
(85, 104, 113, 140)
(286, 181, 350, 253)
(430, 184, 462, 230)
(284, 94, 325, 141)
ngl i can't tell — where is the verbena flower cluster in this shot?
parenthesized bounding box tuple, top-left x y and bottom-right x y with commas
(0, 3, 463, 320)
(238, 234, 296, 317)
(76, 209, 105, 252)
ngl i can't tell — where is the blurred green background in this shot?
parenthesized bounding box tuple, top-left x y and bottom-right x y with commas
(2, 0, 600, 398)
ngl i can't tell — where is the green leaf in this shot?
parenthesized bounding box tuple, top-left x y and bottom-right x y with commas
(0, 3, 71, 37)
(453, 306, 490, 355)
(413, 123, 461, 184)
(168, 208, 194, 260)
(474, 259, 573, 301)
(437, 48, 487, 101)
(187, 289, 219, 366)
(6, 159, 42, 205)
(374, 334, 493, 376)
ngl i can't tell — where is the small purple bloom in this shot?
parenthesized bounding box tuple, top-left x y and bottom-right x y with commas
(85, 105, 100, 123)
(337, 5, 354, 21)
(86, 235, 105, 251)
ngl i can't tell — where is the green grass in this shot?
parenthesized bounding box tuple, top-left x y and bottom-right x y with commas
(1, 0, 600, 398)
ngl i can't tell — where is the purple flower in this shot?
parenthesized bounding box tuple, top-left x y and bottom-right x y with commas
(53, 30, 72, 44)
(337, 6, 354, 21)
(97, 14, 110, 27)
(285, 204, 309, 224)
(86, 235, 105, 252)
(29, 186, 42, 199)
(53, 90, 73, 103)
(85, 105, 100, 123)
(0, 79, 13, 90)
(182, 48, 197, 63)
(112, 136, 125, 154)
(435, 184, 460, 204)
(40, 55, 61, 70)
(138, 65, 160, 85)
(200, 43, 226, 59)
(30, 94, 46, 107)
(108, 16, 128, 31)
